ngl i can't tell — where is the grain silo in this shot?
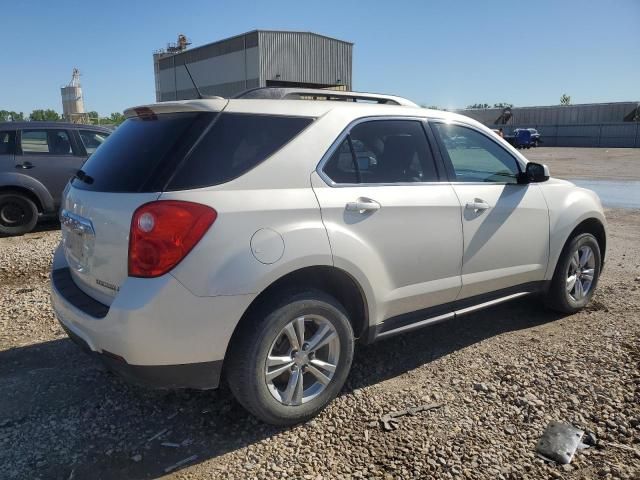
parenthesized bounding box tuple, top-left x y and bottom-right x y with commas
(61, 68, 89, 123)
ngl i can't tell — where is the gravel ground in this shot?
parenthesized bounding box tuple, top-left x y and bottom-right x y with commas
(0, 188, 639, 478)
(522, 147, 640, 181)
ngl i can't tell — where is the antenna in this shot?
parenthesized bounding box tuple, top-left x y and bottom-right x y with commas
(183, 64, 204, 99)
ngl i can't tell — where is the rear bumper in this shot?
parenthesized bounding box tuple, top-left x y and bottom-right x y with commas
(50, 243, 256, 389)
(59, 320, 222, 389)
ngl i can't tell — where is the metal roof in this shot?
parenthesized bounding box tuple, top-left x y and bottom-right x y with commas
(176, 30, 352, 54)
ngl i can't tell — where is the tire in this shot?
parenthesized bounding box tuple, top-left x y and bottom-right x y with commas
(0, 192, 39, 236)
(226, 289, 354, 425)
(545, 233, 601, 314)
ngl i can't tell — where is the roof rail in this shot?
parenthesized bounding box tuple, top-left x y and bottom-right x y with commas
(235, 87, 418, 107)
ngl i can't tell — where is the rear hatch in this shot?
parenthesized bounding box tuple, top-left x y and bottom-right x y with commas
(60, 99, 315, 305)
(61, 101, 226, 305)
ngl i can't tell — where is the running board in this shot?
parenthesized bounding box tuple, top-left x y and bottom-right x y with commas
(375, 312, 455, 339)
(454, 291, 530, 316)
(374, 290, 535, 341)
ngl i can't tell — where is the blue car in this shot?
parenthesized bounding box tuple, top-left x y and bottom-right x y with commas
(514, 128, 541, 148)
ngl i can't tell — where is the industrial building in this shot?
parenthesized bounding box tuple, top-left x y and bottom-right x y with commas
(458, 102, 640, 147)
(153, 31, 353, 102)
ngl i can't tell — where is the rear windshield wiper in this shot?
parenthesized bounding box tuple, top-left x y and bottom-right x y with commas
(74, 169, 94, 185)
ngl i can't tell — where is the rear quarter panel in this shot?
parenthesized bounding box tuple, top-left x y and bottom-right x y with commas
(161, 109, 361, 297)
(163, 186, 333, 297)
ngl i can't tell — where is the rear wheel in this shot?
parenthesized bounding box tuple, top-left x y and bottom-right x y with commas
(0, 193, 38, 236)
(226, 290, 354, 425)
(545, 233, 601, 313)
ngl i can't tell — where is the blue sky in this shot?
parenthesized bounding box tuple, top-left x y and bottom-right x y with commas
(2, 0, 638, 115)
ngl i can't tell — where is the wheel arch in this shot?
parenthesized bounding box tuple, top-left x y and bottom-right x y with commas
(226, 265, 370, 359)
(0, 172, 56, 213)
(0, 185, 45, 213)
(548, 216, 607, 281)
(566, 217, 607, 266)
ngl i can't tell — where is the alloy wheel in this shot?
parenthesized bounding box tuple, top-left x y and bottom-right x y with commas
(566, 245, 596, 301)
(264, 314, 340, 406)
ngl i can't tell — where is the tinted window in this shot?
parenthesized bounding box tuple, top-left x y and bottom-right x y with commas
(72, 112, 216, 192)
(433, 123, 520, 183)
(323, 120, 438, 184)
(167, 113, 313, 190)
(324, 139, 358, 183)
(21, 130, 72, 155)
(0, 131, 16, 155)
(79, 130, 110, 155)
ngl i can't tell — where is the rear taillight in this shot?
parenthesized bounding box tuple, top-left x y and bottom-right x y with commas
(128, 201, 217, 278)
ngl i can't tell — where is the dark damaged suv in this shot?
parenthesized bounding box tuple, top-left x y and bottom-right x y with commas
(0, 122, 111, 235)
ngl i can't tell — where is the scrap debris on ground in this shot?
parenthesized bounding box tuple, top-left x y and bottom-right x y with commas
(536, 421, 585, 464)
(377, 403, 443, 431)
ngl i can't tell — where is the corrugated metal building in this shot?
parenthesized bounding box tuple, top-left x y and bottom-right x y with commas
(458, 102, 640, 126)
(154, 30, 353, 101)
(457, 102, 640, 147)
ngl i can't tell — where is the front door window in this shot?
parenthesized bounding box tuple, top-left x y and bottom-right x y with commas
(432, 123, 520, 184)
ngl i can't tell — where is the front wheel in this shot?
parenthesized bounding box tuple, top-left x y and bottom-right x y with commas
(226, 290, 354, 425)
(0, 193, 38, 236)
(545, 233, 601, 313)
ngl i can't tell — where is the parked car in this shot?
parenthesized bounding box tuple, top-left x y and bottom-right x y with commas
(513, 128, 542, 147)
(0, 122, 111, 235)
(50, 89, 606, 425)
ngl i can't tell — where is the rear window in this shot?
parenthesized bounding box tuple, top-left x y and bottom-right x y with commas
(73, 112, 215, 192)
(166, 113, 313, 190)
(72, 112, 312, 193)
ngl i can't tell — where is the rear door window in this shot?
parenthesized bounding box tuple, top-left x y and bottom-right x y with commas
(323, 139, 358, 184)
(0, 131, 16, 155)
(21, 130, 73, 155)
(79, 130, 110, 155)
(322, 120, 439, 184)
(167, 113, 313, 190)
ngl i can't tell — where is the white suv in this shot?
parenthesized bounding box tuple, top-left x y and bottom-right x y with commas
(51, 88, 606, 425)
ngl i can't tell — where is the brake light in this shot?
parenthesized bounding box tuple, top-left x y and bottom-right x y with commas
(128, 201, 217, 278)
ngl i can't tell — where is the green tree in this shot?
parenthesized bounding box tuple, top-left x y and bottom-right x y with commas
(29, 109, 60, 121)
(0, 110, 25, 121)
(560, 94, 571, 106)
(493, 102, 513, 109)
(467, 103, 491, 109)
(109, 112, 125, 125)
(87, 111, 99, 119)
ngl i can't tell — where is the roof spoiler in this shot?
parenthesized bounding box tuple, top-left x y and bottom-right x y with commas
(235, 87, 419, 107)
(123, 98, 228, 119)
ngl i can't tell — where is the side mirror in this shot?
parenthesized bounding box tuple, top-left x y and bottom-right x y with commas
(520, 162, 549, 183)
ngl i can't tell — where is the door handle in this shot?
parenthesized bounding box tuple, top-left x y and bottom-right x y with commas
(15, 162, 33, 169)
(465, 198, 490, 213)
(346, 198, 381, 213)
